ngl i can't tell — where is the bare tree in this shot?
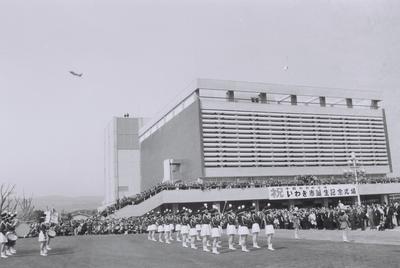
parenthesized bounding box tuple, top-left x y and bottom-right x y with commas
(18, 194, 35, 221)
(0, 184, 16, 213)
(4, 196, 19, 213)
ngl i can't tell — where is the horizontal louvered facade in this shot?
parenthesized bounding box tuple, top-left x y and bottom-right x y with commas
(200, 95, 391, 178)
(202, 110, 388, 168)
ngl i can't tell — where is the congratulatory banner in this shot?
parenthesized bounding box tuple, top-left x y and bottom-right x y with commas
(268, 184, 358, 200)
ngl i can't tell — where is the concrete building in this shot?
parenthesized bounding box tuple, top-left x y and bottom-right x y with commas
(103, 116, 145, 206)
(139, 79, 392, 190)
(103, 79, 397, 216)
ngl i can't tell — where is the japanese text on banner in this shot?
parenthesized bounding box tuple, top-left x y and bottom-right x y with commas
(268, 184, 358, 200)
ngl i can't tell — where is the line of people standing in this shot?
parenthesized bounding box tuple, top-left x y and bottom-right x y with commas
(144, 203, 276, 254)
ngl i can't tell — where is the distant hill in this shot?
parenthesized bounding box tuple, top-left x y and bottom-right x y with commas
(32, 195, 102, 212)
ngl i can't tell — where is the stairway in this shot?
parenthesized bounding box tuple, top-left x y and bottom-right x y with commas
(108, 186, 273, 218)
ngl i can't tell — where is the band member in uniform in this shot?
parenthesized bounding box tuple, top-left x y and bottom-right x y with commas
(0, 212, 8, 259)
(210, 210, 222, 254)
(38, 214, 48, 256)
(200, 205, 211, 252)
(225, 204, 237, 250)
(45, 208, 59, 251)
(195, 212, 202, 241)
(188, 212, 198, 249)
(168, 211, 175, 242)
(338, 210, 351, 242)
(156, 213, 164, 243)
(145, 215, 152, 241)
(163, 210, 171, 244)
(250, 206, 261, 248)
(149, 215, 157, 241)
(4, 213, 12, 257)
(174, 210, 182, 242)
(237, 205, 250, 252)
(292, 207, 301, 239)
(180, 210, 190, 248)
(262, 203, 275, 251)
(6, 213, 18, 256)
(46, 222, 56, 251)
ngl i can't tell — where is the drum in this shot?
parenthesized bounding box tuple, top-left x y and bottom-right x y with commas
(6, 233, 18, 241)
(48, 230, 56, 238)
(15, 222, 30, 238)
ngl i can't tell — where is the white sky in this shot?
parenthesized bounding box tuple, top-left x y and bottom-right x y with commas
(0, 0, 399, 197)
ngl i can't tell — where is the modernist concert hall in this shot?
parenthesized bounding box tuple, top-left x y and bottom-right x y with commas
(102, 79, 398, 216)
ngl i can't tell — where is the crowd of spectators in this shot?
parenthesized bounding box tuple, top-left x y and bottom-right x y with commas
(101, 176, 400, 216)
(26, 216, 146, 237)
(25, 201, 400, 239)
(269, 202, 400, 231)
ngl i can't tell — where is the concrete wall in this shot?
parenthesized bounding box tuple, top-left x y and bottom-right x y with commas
(140, 99, 203, 191)
(358, 183, 400, 195)
(103, 119, 117, 206)
(103, 117, 142, 205)
(116, 118, 140, 150)
(117, 150, 141, 196)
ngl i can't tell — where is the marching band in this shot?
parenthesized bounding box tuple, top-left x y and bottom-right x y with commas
(0, 203, 277, 260)
(144, 203, 275, 254)
(0, 202, 366, 262)
(0, 211, 19, 258)
(0, 209, 59, 259)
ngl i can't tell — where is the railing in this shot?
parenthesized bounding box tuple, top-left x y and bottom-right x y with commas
(101, 177, 400, 217)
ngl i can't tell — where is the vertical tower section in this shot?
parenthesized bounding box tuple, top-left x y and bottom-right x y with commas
(103, 116, 143, 206)
(116, 117, 142, 198)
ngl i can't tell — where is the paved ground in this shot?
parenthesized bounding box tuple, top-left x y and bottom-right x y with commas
(2, 229, 400, 268)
